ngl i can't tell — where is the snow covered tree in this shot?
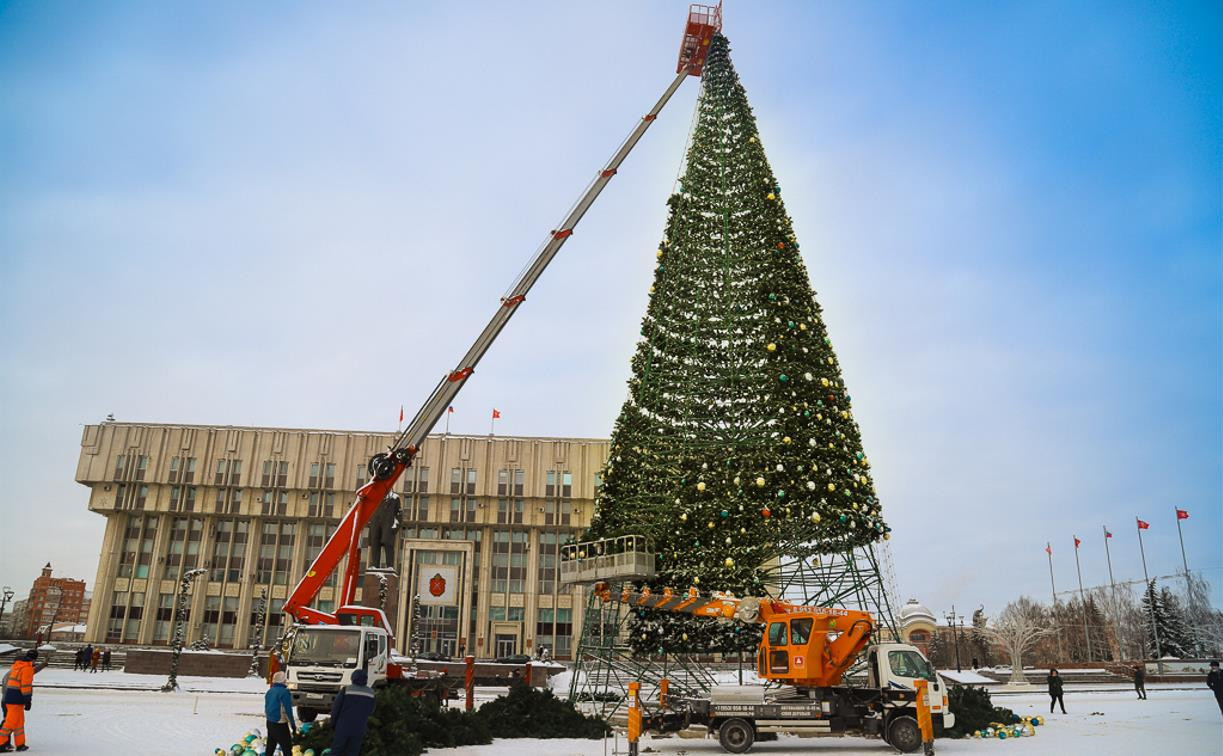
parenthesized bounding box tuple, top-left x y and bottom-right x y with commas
(586, 33, 887, 653)
(1141, 579, 1192, 658)
(981, 597, 1054, 684)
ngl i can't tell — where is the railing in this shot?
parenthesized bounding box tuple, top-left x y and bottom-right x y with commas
(559, 535, 656, 585)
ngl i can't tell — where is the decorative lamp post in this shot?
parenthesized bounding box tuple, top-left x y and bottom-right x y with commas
(162, 568, 206, 692)
(35, 586, 63, 648)
(0, 586, 15, 636)
(944, 605, 963, 674)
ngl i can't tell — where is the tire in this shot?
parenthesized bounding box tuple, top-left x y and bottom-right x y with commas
(297, 707, 319, 723)
(718, 718, 755, 754)
(887, 715, 922, 753)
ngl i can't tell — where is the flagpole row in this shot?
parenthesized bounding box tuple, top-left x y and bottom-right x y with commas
(1136, 518, 1163, 673)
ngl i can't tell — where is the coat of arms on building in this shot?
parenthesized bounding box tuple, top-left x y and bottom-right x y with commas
(428, 572, 446, 597)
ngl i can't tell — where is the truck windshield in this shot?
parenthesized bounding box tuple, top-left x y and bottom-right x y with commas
(888, 649, 935, 681)
(288, 629, 362, 667)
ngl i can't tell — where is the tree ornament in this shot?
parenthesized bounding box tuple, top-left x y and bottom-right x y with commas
(783, 436, 792, 444)
(733, 476, 741, 486)
(707, 520, 715, 529)
(761, 507, 772, 518)
(820, 377, 830, 387)
(724, 557, 735, 567)
(779, 373, 789, 382)
(656, 249, 663, 259)
(809, 511, 821, 523)
(766, 342, 777, 352)
(680, 512, 688, 522)
(775, 463, 784, 472)
(767, 192, 775, 200)
(755, 476, 766, 488)
(806, 480, 816, 491)
(720, 509, 729, 518)
(697, 481, 707, 492)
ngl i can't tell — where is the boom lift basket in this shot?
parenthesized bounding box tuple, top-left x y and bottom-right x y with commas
(676, 3, 722, 75)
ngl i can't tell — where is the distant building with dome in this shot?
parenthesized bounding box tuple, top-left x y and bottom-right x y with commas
(898, 598, 937, 656)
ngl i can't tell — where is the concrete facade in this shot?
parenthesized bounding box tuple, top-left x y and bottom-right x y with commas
(77, 422, 607, 659)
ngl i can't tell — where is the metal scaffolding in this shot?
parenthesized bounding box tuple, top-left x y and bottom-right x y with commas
(566, 541, 898, 721)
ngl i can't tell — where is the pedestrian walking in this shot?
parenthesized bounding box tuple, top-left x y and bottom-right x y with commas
(81, 644, 93, 673)
(72, 648, 84, 671)
(1133, 664, 1146, 700)
(102, 649, 112, 672)
(329, 669, 376, 756)
(1046, 668, 1066, 713)
(1207, 660, 1222, 717)
(90, 647, 100, 673)
(0, 650, 40, 752)
(263, 671, 297, 756)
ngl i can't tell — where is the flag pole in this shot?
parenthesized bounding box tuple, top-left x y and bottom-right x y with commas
(1175, 507, 1191, 586)
(445, 409, 451, 436)
(1073, 536, 1092, 660)
(1047, 543, 1064, 662)
(1103, 526, 1123, 658)
(1136, 518, 1162, 673)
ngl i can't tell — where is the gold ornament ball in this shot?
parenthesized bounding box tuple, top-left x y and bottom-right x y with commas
(724, 557, 735, 568)
(755, 477, 766, 488)
(767, 192, 776, 200)
(655, 249, 663, 259)
(766, 342, 777, 352)
(827, 483, 836, 492)
(783, 436, 792, 444)
(810, 512, 822, 522)
(733, 476, 741, 486)
(697, 481, 707, 492)
(707, 521, 715, 529)
(680, 512, 688, 522)
(820, 377, 830, 387)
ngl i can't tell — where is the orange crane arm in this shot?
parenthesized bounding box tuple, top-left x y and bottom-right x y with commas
(593, 581, 875, 688)
(282, 39, 713, 634)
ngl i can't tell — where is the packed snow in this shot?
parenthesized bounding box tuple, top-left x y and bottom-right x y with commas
(21, 670, 1222, 755)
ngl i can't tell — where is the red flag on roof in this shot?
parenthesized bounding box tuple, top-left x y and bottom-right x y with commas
(448, 406, 455, 414)
(1045, 543, 1052, 555)
(1176, 508, 1189, 520)
(399, 405, 404, 423)
(1074, 536, 1082, 549)
(492, 408, 501, 419)
(1105, 529, 1113, 539)
(1137, 518, 1150, 530)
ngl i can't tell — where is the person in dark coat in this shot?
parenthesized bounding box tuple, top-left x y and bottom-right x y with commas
(72, 648, 84, 671)
(329, 669, 376, 756)
(1133, 664, 1146, 699)
(263, 671, 297, 755)
(1207, 660, 1222, 716)
(101, 649, 111, 672)
(1046, 668, 1066, 713)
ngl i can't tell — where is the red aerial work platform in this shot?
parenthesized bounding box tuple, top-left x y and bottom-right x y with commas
(677, 3, 723, 75)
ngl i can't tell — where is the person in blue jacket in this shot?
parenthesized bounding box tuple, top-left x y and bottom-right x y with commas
(329, 669, 376, 756)
(264, 671, 297, 755)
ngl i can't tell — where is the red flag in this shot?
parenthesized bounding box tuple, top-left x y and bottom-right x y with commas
(1176, 508, 1189, 520)
(492, 408, 501, 419)
(1137, 518, 1150, 530)
(1045, 543, 1052, 555)
(1074, 536, 1081, 549)
(448, 406, 455, 414)
(399, 405, 404, 423)
(1105, 529, 1113, 539)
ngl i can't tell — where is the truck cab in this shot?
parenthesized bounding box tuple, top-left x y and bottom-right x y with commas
(866, 642, 953, 733)
(284, 624, 389, 721)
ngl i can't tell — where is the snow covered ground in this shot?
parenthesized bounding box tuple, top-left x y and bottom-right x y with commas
(21, 671, 1222, 754)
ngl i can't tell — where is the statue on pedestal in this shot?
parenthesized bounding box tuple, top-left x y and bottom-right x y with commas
(369, 491, 401, 570)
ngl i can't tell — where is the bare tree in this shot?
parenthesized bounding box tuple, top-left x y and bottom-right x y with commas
(982, 597, 1056, 684)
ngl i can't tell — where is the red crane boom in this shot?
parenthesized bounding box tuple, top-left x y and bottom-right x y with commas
(282, 5, 724, 646)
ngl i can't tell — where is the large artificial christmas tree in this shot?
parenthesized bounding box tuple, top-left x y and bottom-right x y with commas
(585, 34, 888, 653)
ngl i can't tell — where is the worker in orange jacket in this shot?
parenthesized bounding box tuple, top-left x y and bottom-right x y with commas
(0, 649, 38, 752)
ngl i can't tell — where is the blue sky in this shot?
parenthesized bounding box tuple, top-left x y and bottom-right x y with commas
(1, 1, 1219, 618)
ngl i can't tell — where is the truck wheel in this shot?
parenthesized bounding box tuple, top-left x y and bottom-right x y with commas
(718, 718, 755, 754)
(297, 707, 319, 723)
(887, 715, 921, 753)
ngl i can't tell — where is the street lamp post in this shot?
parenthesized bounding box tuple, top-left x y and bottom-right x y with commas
(944, 605, 963, 673)
(35, 586, 64, 648)
(0, 586, 14, 636)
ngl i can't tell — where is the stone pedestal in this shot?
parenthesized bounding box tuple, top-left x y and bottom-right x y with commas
(360, 569, 400, 641)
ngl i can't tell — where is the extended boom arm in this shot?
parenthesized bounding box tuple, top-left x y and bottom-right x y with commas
(284, 67, 697, 636)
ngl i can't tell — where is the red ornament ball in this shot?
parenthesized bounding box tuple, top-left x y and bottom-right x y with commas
(761, 507, 772, 519)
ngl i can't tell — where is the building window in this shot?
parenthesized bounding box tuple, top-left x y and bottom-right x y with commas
(261, 460, 288, 488)
(308, 492, 336, 519)
(305, 523, 338, 589)
(497, 469, 525, 496)
(118, 514, 157, 579)
(497, 497, 523, 525)
(214, 459, 241, 487)
(261, 490, 288, 517)
(538, 532, 559, 594)
(491, 530, 528, 594)
(209, 519, 248, 582)
(107, 590, 128, 642)
(256, 522, 296, 585)
(309, 462, 320, 489)
(169, 457, 179, 483)
(355, 463, 367, 489)
(153, 593, 174, 643)
(324, 463, 335, 489)
(450, 468, 461, 494)
(162, 517, 204, 580)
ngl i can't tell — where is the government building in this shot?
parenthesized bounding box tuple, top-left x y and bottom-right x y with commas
(76, 422, 608, 660)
